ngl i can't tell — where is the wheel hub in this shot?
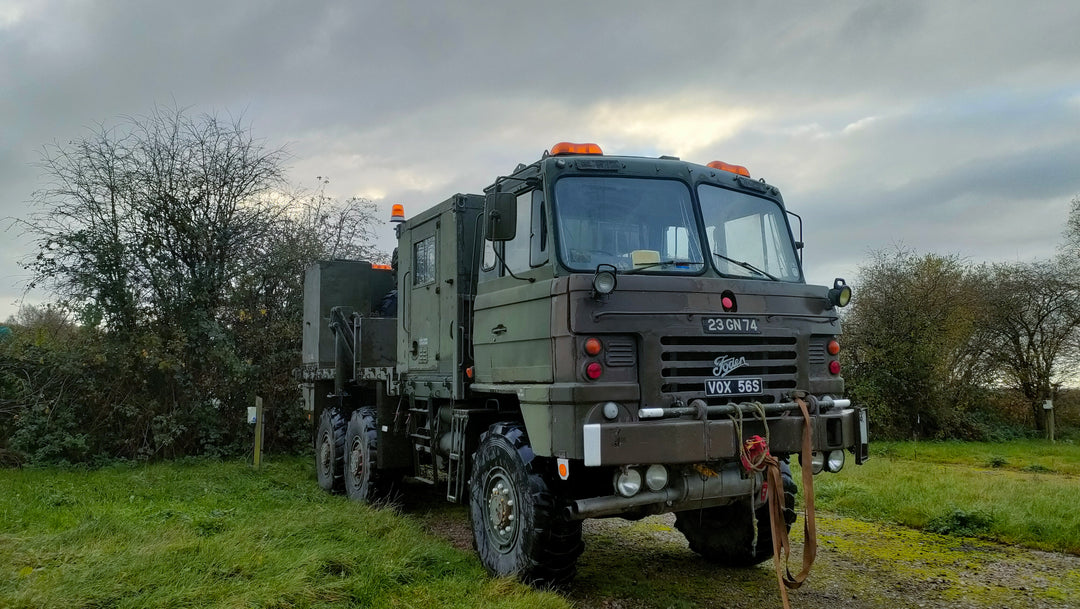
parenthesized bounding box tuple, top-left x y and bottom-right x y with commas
(319, 434, 331, 471)
(485, 471, 518, 550)
(350, 439, 364, 479)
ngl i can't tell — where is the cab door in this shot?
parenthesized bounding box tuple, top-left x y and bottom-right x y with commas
(404, 218, 440, 373)
(473, 190, 555, 383)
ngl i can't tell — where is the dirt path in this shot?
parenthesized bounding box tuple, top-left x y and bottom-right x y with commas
(416, 499, 1080, 609)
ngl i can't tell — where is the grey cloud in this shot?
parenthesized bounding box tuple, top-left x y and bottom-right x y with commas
(3, 0, 1080, 317)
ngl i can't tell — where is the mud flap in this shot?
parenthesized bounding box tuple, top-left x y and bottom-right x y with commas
(855, 407, 870, 465)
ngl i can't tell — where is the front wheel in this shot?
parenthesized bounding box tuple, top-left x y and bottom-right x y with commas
(469, 422, 583, 587)
(675, 461, 797, 567)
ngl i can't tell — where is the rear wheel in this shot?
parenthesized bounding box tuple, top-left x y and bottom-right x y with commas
(316, 407, 346, 493)
(344, 408, 400, 503)
(675, 461, 797, 566)
(469, 422, 583, 587)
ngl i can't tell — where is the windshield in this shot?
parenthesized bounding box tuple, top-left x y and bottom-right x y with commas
(553, 177, 704, 273)
(698, 184, 802, 282)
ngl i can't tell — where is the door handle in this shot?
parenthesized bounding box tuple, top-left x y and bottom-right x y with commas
(491, 324, 507, 335)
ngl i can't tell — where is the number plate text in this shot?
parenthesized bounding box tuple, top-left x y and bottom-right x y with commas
(702, 317, 760, 334)
(705, 377, 763, 397)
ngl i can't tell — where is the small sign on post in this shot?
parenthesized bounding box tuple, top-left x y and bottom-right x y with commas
(252, 396, 265, 467)
(1043, 399, 1055, 444)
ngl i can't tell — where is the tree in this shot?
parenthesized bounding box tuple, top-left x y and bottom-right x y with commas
(981, 260, 1080, 431)
(20, 106, 288, 332)
(842, 249, 994, 439)
(8, 106, 388, 463)
(225, 184, 386, 452)
(1064, 196, 1080, 369)
(1065, 196, 1080, 262)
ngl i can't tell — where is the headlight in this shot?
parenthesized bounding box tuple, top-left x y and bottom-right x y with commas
(644, 464, 668, 491)
(801, 451, 825, 475)
(614, 468, 642, 497)
(826, 450, 846, 473)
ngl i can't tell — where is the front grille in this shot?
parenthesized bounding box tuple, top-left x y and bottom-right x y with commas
(659, 334, 797, 404)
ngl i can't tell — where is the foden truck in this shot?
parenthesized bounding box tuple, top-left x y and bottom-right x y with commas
(299, 142, 868, 586)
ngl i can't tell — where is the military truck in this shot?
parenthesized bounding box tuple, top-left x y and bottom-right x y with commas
(299, 142, 868, 586)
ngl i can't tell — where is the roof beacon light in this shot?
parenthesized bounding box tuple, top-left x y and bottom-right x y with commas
(390, 204, 406, 223)
(707, 160, 751, 177)
(551, 142, 603, 156)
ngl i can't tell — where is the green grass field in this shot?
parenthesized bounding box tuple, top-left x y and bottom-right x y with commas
(810, 440, 1080, 554)
(2, 441, 1078, 607)
(0, 458, 568, 609)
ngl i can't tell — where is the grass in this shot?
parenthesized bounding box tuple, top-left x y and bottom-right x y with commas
(809, 440, 1080, 554)
(873, 439, 1080, 474)
(3, 441, 1078, 607)
(0, 457, 569, 609)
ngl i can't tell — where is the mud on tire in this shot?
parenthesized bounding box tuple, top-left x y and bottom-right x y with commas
(316, 407, 347, 493)
(675, 461, 797, 567)
(469, 422, 583, 587)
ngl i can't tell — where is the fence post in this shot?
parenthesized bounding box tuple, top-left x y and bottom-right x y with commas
(253, 396, 265, 467)
(1043, 399, 1055, 444)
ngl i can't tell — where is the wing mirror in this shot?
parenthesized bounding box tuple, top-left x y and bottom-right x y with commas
(484, 192, 517, 241)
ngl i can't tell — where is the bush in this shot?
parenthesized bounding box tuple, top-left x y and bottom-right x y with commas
(0, 315, 309, 466)
(926, 508, 995, 537)
(842, 250, 994, 440)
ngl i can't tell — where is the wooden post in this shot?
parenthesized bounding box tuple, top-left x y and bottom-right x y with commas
(1043, 399, 1055, 444)
(253, 396, 265, 468)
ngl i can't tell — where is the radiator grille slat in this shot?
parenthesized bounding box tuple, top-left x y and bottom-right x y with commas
(659, 334, 797, 405)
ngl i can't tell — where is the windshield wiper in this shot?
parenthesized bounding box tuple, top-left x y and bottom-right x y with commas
(623, 259, 704, 275)
(712, 253, 779, 281)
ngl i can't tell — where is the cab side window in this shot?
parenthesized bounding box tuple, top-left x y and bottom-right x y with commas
(481, 189, 548, 281)
(530, 190, 549, 267)
(503, 192, 532, 274)
(414, 235, 436, 285)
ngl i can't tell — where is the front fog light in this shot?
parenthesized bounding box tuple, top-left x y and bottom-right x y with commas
(615, 468, 642, 497)
(644, 464, 668, 491)
(801, 451, 825, 474)
(826, 450, 846, 473)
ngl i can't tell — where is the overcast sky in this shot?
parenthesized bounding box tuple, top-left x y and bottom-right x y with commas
(3, 0, 1079, 321)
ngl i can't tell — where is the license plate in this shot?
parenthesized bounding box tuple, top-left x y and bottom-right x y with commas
(702, 317, 760, 334)
(705, 377, 763, 396)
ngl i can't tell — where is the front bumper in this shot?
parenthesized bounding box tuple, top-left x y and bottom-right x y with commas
(582, 398, 867, 466)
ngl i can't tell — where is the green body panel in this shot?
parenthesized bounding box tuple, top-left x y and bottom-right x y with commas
(396, 194, 485, 400)
(302, 260, 394, 368)
(473, 277, 555, 384)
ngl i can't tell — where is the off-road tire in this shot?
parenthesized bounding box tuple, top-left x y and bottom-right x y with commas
(316, 408, 346, 493)
(344, 408, 401, 503)
(469, 422, 583, 587)
(675, 461, 797, 567)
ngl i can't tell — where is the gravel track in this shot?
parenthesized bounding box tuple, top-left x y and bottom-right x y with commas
(415, 496, 1080, 609)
